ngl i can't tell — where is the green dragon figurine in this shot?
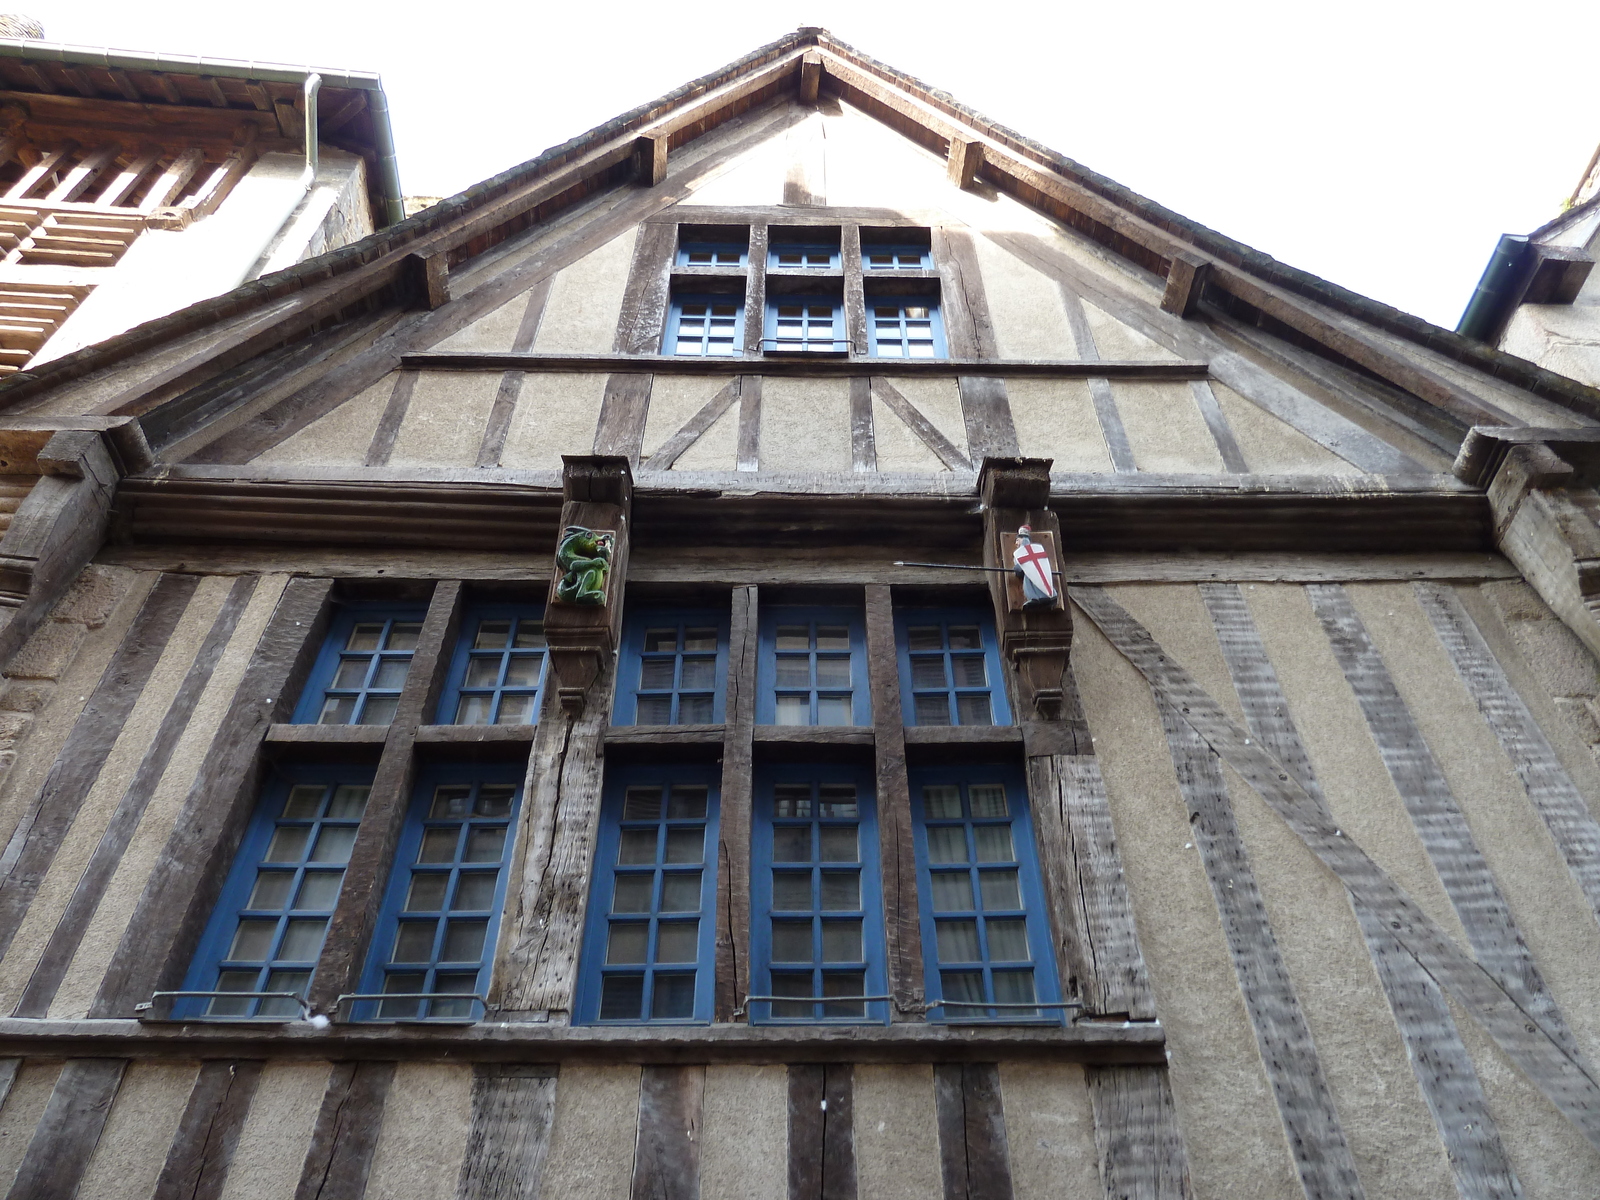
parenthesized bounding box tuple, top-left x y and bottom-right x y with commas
(555, 525, 614, 606)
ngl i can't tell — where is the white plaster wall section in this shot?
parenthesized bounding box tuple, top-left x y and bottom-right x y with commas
(51, 576, 288, 1019)
(0, 578, 229, 1013)
(1006, 378, 1112, 473)
(786, 109, 828, 202)
(531, 225, 639, 354)
(1115, 381, 1227, 473)
(852, 1064, 943, 1200)
(683, 108, 795, 207)
(388, 371, 503, 468)
(1153, 582, 1457, 1200)
(640, 375, 730, 460)
(538, 1063, 642, 1200)
(884, 377, 967, 453)
(432, 288, 540, 353)
(870, 394, 947, 472)
(251, 374, 395, 466)
(0, 1060, 60, 1192)
(499, 372, 609, 470)
(1071, 583, 1302, 1200)
(364, 1062, 474, 1200)
(40, 153, 335, 365)
(820, 99, 957, 212)
(1502, 304, 1600, 392)
(699, 1064, 787, 1200)
(1080, 301, 1182, 362)
(968, 229, 1077, 359)
(997, 1062, 1101, 1200)
(671, 400, 739, 472)
(758, 376, 852, 473)
(218, 1061, 333, 1200)
(254, 150, 371, 277)
(1209, 381, 1363, 474)
(76, 1060, 199, 1200)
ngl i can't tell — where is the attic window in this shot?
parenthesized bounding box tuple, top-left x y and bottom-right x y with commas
(862, 227, 932, 270)
(770, 226, 841, 271)
(677, 225, 748, 268)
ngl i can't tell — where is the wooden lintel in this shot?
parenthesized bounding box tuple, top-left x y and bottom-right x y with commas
(634, 133, 669, 187)
(947, 136, 983, 190)
(400, 351, 1210, 379)
(1160, 252, 1210, 318)
(799, 51, 823, 106)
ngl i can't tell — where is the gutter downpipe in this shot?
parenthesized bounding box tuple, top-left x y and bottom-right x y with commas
(1456, 233, 1528, 343)
(364, 83, 406, 227)
(238, 72, 321, 284)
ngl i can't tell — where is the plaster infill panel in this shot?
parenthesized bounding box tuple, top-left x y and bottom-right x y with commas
(871, 395, 946, 473)
(364, 1062, 474, 1200)
(539, 1063, 642, 1200)
(1081, 300, 1183, 362)
(431, 288, 541, 354)
(853, 1064, 943, 1200)
(1006, 377, 1111, 473)
(1115, 381, 1226, 473)
(758, 376, 851, 473)
(388, 371, 502, 468)
(251, 375, 394, 466)
(1210, 381, 1361, 474)
(218, 1061, 332, 1200)
(970, 230, 1077, 360)
(533, 226, 639, 355)
(700, 1064, 787, 1200)
(998, 1061, 1101, 1200)
(500, 372, 609, 470)
(76, 1060, 199, 1200)
(640, 375, 733, 461)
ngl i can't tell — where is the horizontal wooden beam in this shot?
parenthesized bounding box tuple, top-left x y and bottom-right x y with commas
(0, 1016, 1164, 1064)
(399, 352, 1211, 379)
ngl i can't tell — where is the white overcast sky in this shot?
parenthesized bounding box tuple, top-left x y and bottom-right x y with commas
(22, 0, 1600, 330)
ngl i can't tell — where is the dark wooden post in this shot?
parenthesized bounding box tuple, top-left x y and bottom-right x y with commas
(543, 455, 632, 715)
(715, 585, 757, 1021)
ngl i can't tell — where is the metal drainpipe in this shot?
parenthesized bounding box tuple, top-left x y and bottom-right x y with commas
(1456, 233, 1527, 343)
(238, 71, 322, 283)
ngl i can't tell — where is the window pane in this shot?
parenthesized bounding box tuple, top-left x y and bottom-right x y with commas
(941, 970, 985, 1010)
(294, 871, 343, 911)
(357, 696, 398, 726)
(927, 827, 968, 864)
(208, 970, 258, 1017)
(821, 920, 862, 962)
(911, 658, 948, 689)
(816, 695, 852, 725)
(637, 695, 673, 725)
(678, 694, 714, 724)
(815, 657, 851, 687)
(655, 921, 698, 962)
(606, 923, 649, 964)
(822, 971, 866, 1018)
(227, 919, 277, 961)
(774, 786, 812, 818)
(974, 825, 1015, 862)
(431, 786, 474, 819)
(969, 785, 1009, 819)
(623, 788, 662, 822)
(987, 917, 1030, 961)
(640, 659, 676, 690)
(432, 972, 480, 1018)
(600, 974, 644, 1020)
(247, 871, 294, 910)
(386, 623, 422, 651)
(644, 629, 678, 654)
(497, 655, 539, 691)
(907, 626, 942, 651)
(680, 658, 717, 689)
(819, 826, 858, 863)
(328, 786, 370, 818)
(264, 827, 310, 863)
(936, 919, 981, 962)
(651, 973, 696, 1018)
(442, 919, 488, 962)
(455, 694, 493, 725)
(318, 696, 356, 725)
(619, 830, 658, 864)
(664, 828, 704, 864)
(453, 873, 497, 910)
(495, 694, 535, 725)
(393, 921, 436, 962)
(260, 971, 312, 1016)
(282, 785, 326, 819)
(947, 626, 981, 650)
(774, 695, 810, 725)
(371, 659, 410, 690)
(278, 918, 328, 961)
(683, 628, 718, 651)
(667, 787, 708, 819)
(820, 871, 860, 910)
(377, 971, 425, 1020)
(956, 695, 993, 726)
(513, 624, 546, 649)
(347, 623, 384, 652)
(310, 826, 357, 864)
(979, 869, 1021, 910)
(474, 620, 511, 650)
(775, 626, 809, 650)
(406, 874, 449, 912)
(817, 786, 858, 818)
(772, 871, 812, 910)
(953, 656, 987, 687)
(464, 827, 507, 863)
(915, 694, 951, 725)
(771, 972, 812, 1018)
(922, 785, 962, 820)
(464, 658, 501, 688)
(659, 872, 702, 912)
(332, 658, 369, 689)
(477, 787, 515, 818)
(931, 871, 974, 911)
(993, 969, 1037, 1013)
(419, 829, 460, 863)
(612, 874, 654, 913)
(774, 657, 810, 688)
(771, 920, 812, 962)
(773, 827, 811, 862)
(815, 627, 850, 651)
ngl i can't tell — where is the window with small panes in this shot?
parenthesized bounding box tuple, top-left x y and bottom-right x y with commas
(757, 606, 871, 726)
(438, 606, 548, 725)
(294, 606, 426, 725)
(896, 609, 1010, 726)
(616, 609, 729, 726)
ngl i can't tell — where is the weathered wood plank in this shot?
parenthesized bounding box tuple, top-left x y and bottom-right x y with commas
(788, 1064, 855, 1200)
(934, 1062, 1015, 1200)
(0, 573, 197, 962)
(715, 586, 757, 1022)
(842, 225, 867, 356)
(615, 222, 678, 355)
(957, 377, 1019, 460)
(1189, 380, 1248, 474)
(848, 376, 876, 472)
(934, 227, 998, 359)
(1088, 378, 1136, 474)
(1202, 581, 1521, 1200)
(1415, 581, 1600, 928)
(1157, 693, 1366, 1200)
(643, 378, 741, 472)
(152, 1059, 265, 1200)
(293, 1060, 396, 1200)
(866, 584, 924, 1018)
(16, 575, 260, 1018)
(0, 1059, 17, 1111)
(5, 1057, 126, 1200)
(1306, 582, 1577, 1057)
(871, 377, 972, 471)
(743, 223, 769, 357)
(1071, 584, 1600, 1150)
(92, 576, 333, 1016)
(364, 370, 419, 468)
(476, 277, 553, 469)
(594, 373, 654, 465)
(1085, 1065, 1194, 1200)
(737, 374, 763, 472)
(632, 1065, 704, 1200)
(456, 1064, 558, 1200)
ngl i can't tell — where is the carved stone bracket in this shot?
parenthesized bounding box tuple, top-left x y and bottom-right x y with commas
(544, 455, 632, 714)
(979, 457, 1072, 720)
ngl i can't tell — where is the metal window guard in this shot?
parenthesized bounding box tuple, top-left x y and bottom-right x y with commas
(333, 991, 488, 1023)
(736, 993, 891, 1018)
(760, 337, 850, 356)
(135, 990, 314, 1022)
(736, 993, 1086, 1019)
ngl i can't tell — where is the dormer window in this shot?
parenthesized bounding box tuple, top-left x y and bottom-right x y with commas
(769, 226, 841, 270)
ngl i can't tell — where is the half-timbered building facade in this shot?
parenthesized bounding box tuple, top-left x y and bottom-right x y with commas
(0, 27, 1597, 1200)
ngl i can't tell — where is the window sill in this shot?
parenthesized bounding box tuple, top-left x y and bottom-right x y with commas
(0, 1015, 1164, 1064)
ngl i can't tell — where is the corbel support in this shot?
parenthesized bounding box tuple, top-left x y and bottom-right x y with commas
(947, 136, 983, 190)
(979, 456, 1072, 720)
(798, 50, 823, 106)
(1160, 252, 1211, 318)
(544, 455, 632, 714)
(634, 133, 669, 187)
(404, 250, 450, 310)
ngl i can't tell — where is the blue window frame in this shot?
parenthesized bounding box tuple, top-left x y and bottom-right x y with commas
(437, 606, 548, 725)
(764, 296, 845, 354)
(293, 605, 427, 725)
(757, 606, 870, 726)
(896, 609, 1011, 727)
(179, 767, 373, 1019)
(677, 240, 746, 267)
(868, 298, 944, 359)
(751, 766, 887, 1024)
(862, 242, 932, 270)
(910, 768, 1060, 1023)
(768, 236, 839, 269)
(667, 294, 742, 356)
(615, 609, 729, 726)
(351, 766, 523, 1021)
(576, 767, 721, 1023)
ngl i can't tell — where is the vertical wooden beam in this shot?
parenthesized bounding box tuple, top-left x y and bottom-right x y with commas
(798, 51, 823, 106)
(849, 377, 876, 472)
(842, 224, 867, 356)
(477, 277, 552, 468)
(293, 1061, 396, 1200)
(1203, 582, 1523, 1200)
(788, 1064, 855, 1200)
(365, 370, 419, 467)
(737, 375, 763, 472)
(5, 1058, 126, 1200)
(456, 1064, 558, 1200)
(933, 227, 998, 359)
(93, 576, 334, 1016)
(1085, 1066, 1194, 1200)
(865, 584, 924, 1017)
(934, 1063, 1015, 1200)
(615, 222, 677, 356)
(1189, 380, 1247, 474)
(715, 586, 757, 1022)
(593, 374, 653, 465)
(947, 137, 983, 190)
(744, 223, 769, 356)
(310, 581, 463, 1013)
(632, 1065, 704, 1200)
(153, 1060, 265, 1200)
